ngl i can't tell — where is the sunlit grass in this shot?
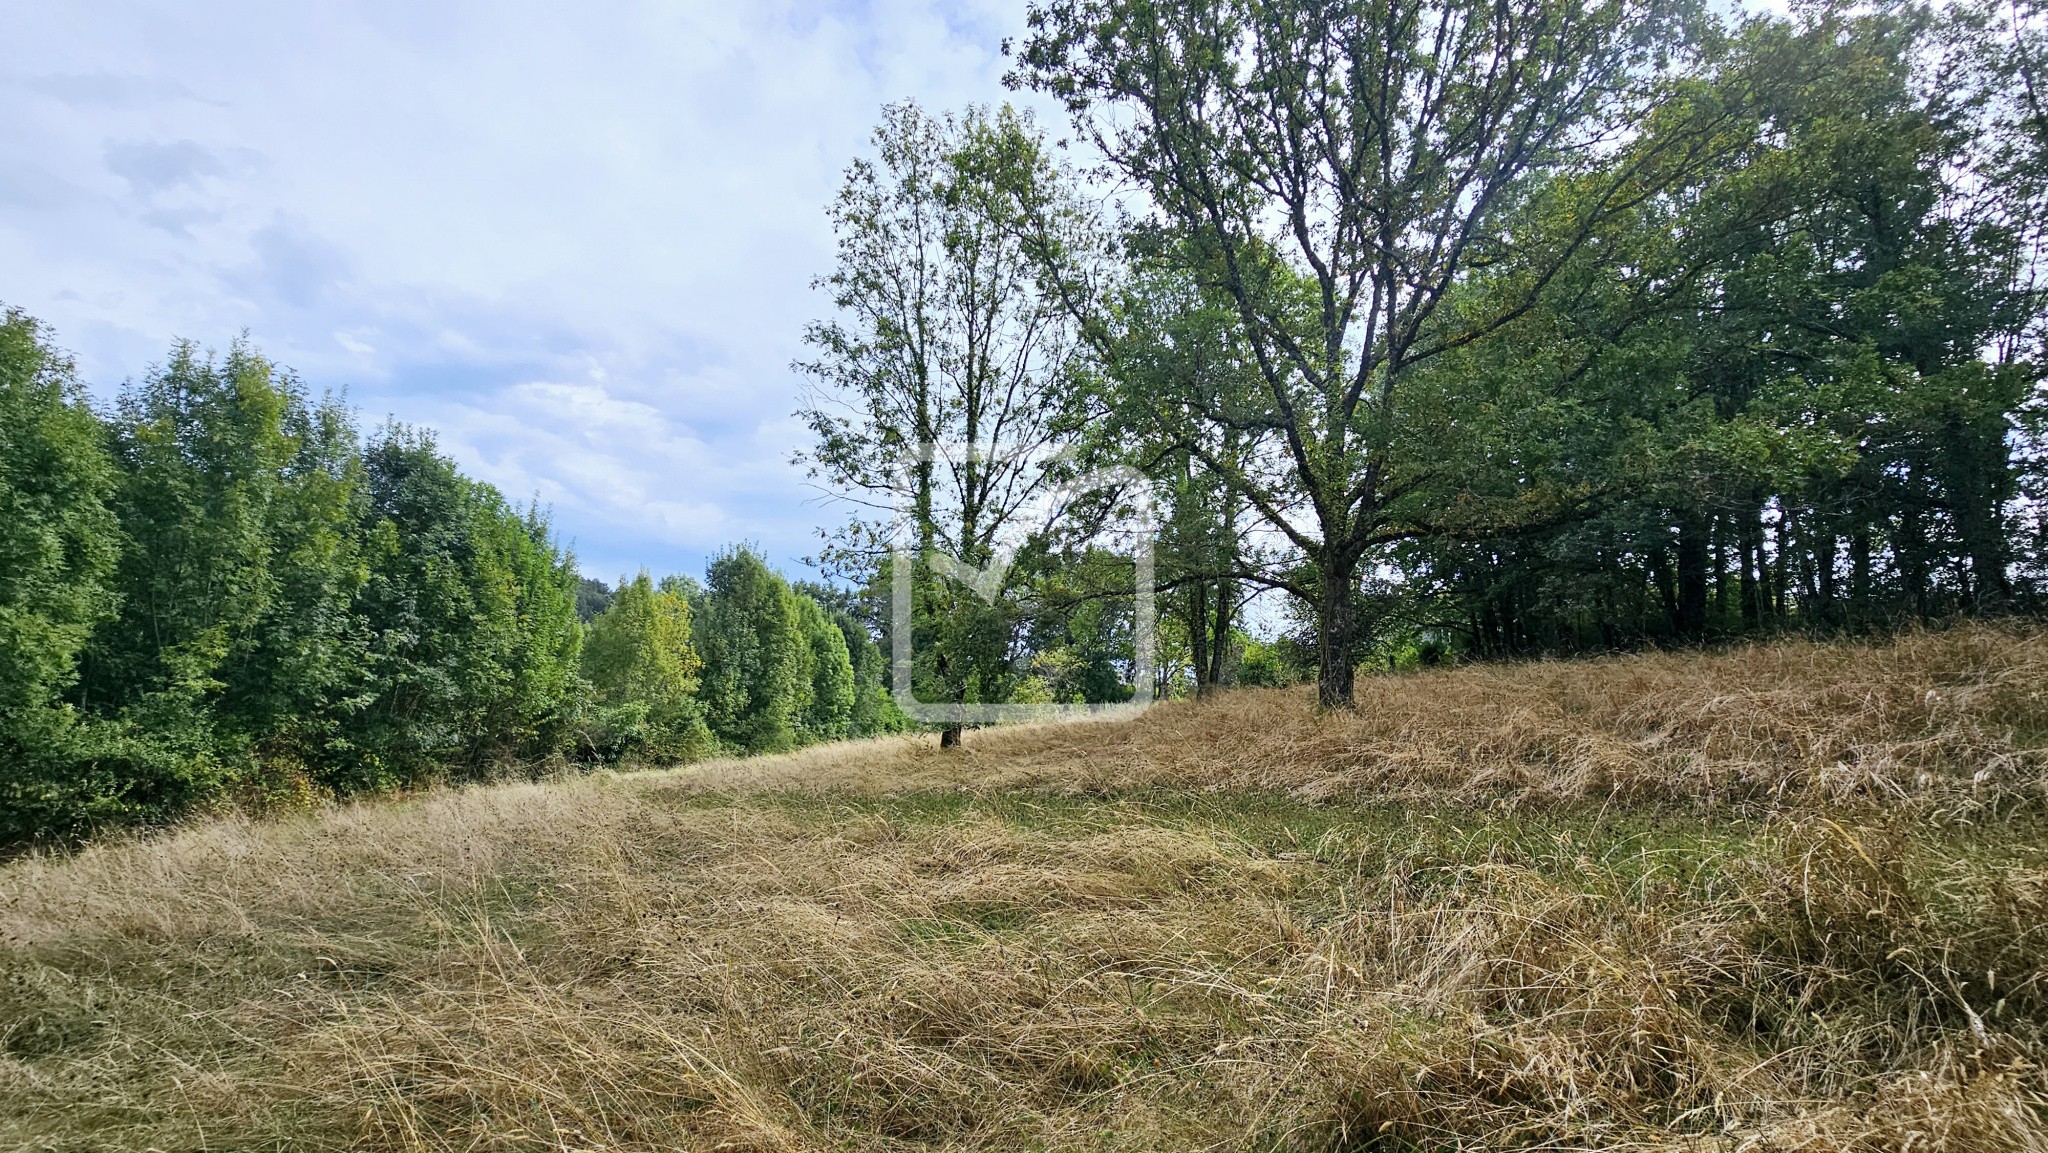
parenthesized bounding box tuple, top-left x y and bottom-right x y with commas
(4, 625, 2046, 1150)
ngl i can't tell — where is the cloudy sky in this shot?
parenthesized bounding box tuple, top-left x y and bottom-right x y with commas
(0, 1, 1051, 583)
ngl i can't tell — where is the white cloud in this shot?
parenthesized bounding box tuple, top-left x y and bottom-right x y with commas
(0, 0, 1049, 580)
(404, 374, 827, 581)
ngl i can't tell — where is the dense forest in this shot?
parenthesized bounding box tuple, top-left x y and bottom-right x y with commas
(5, 0, 2048, 842)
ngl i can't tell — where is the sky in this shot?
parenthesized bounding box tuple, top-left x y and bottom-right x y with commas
(0, 0, 1052, 584)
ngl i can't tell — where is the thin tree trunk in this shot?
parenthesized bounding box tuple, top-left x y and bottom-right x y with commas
(1770, 508, 1790, 621)
(1955, 467, 2011, 610)
(1850, 528, 1873, 626)
(1676, 514, 1708, 641)
(1648, 545, 1680, 633)
(1897, 506, 1930, 620)
(1712, 514, 1729, 623)
(1208, 578, 1233, 691)
(1740, 515, 1761, 631)
(1815, 531, 1839, 626)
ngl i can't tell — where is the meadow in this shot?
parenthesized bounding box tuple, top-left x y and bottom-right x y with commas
(4, 626, 2046, 1151)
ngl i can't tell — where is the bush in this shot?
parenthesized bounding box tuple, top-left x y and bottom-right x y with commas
(1235, 637, 1290, 688)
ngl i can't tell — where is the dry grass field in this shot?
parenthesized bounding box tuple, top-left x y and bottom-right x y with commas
(4, 626, 2048, 1151)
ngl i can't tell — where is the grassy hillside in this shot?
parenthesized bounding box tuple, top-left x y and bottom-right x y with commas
(4, 627, 2047, 1151)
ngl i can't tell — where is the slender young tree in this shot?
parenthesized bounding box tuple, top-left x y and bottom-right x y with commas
(1082, 256, 1272, 698)
(797, 101, 1091, 744)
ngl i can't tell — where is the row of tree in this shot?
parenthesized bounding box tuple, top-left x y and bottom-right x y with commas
(0, 312, 904, 844)
(796, 0, 2048, 711)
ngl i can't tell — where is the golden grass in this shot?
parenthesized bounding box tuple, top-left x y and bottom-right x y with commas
(686, 623, 2048, 814)
(4, 625, 2047, 1151)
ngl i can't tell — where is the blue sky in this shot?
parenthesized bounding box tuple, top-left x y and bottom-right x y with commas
(0, 0, 1050, 584)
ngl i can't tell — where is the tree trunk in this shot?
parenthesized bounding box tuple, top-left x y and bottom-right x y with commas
(1210, 577, 1233, 688)
(1648, 545, 1679, 633)
(1740, 507, 1764, 630)
(1770, 509, 1789, 620)
(1954, 472, 2011, 610)
(1676, 514, 1709, 641)
(1712, 515, 1729, 622)
(1896, 506, 1930, 620)
(1815, 531, 1839, 625)
(1192, 577, 1234, 698)
(1316, 553, 1359, 709)
(1850, 529, 1873, 626)
(1497, 583, 1521, 656)
(1943, 413, 2013, 610)
(935, 649, 964, 748)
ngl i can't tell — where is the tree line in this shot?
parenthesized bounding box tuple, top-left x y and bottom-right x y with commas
(797, 0, 2048, 712)
(0, 315, 905, 844)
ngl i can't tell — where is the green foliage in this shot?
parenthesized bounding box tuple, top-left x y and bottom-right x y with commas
(0, 309, 122, 842)
(345, 427, 581, 788)
(13, 0, 2048, 839)
(575, 576, 613, 622)
(68, 341, 372, 821)
(581, 572, 710, 762)
(1013, 0, 1726, 704)
(997, 0, 2048, 671)
(693, 551, 879, 754)
(0, 315, 911, 847)
(795, 594, 856, 743)
(1233, 636, 1289, 689)
(0, 311, 118, 723)
(0, 328, 589, 845)
(0, 317, 917, 845)
(795, 580, 909, 739)
(697, 547, 813, 754)
(220, 365, 373, 762)
(1376, 5, 2048, 654)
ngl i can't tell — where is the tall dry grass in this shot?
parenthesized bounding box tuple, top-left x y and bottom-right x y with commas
(681, 623, 2048, 816)
(3, 625, 2046, 1151)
